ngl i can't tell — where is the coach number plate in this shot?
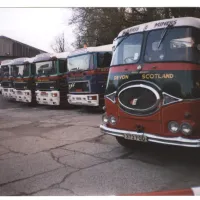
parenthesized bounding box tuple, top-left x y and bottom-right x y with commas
(124, 133, 148, 142)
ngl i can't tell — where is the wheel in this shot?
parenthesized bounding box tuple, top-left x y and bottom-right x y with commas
(116, 136, 138, 149)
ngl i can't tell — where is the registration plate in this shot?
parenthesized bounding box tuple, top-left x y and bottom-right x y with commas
(76, 97, 81, 100)
(41, 92, 48, 96)
(124, 133, 148, 142)
(4, 89, 8, 92)
(17, 91, 22, 94)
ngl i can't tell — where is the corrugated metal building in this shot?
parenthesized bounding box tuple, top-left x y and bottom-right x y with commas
(0, 35, 47, 62)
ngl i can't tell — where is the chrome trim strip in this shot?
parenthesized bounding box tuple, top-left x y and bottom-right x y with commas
(118, 80, 162, 92)
(105, 91, 117, 103)
(100, 124, 200, 147)
(162, 92, 183, 106)
(118, 84, 160, 112)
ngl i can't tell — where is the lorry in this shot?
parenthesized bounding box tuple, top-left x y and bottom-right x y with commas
(13, 57, 36, 104)
(100, 17, 200, 148)
(67, 44, 112, 109)
(1, 59, 15, 99)
(34, 52, 69, 106)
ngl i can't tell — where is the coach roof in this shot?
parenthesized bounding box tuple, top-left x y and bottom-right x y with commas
(33, 52, 69, 63)
(12, 57, 29, 65)
(68, 44, 112, 57)
(24, 57, 35, 64)
(54, 52, 70, 60)
(1, 60, 13, 66)
(118, 17, 200, 37)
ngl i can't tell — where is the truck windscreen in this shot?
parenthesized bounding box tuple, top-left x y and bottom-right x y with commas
(36, 61, 56, 76)
(111, 33, 143, 66)
(1, 65, 9, 77)
(12, 65, 29, 77)
(111, 27, 200, 65)
(68, 54, 92, 71)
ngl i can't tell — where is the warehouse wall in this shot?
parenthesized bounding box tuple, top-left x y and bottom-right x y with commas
(0, 36, 46, 60)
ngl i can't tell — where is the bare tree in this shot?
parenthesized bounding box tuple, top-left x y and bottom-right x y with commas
(51, 32, 72, 53)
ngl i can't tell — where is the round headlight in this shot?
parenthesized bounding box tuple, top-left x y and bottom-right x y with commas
(168, 121, 179, 133)
(110, 116, 117, 125)
(180, 123, 192, 136)
(102, 114, 109, 124)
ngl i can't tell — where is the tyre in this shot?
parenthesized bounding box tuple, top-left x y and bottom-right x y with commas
(116, 136, 138, 149)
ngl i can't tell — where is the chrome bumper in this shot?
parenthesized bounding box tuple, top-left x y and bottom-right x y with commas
(15, 89, 32, 103)
(35, 90, 60, 105)
(2, 88, 16, 99)
(67, 94, 99, 106)
(100, 124, 200, 148)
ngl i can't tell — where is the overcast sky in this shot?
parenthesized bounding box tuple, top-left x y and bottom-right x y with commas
(0, 8, 75, 53)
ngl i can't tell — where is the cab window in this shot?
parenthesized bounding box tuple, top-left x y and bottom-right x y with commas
(97, 52, 112, 68)
(58, 60, 67, 73)
(31, 64, 36, 75)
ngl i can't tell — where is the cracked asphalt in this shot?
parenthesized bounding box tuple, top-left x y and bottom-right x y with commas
(1, 96, 200, 196)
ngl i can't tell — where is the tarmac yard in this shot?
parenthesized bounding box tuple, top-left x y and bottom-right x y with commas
(0, 95, 200, 196)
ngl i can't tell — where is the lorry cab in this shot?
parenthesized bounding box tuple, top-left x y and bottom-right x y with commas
(67, 44, 112, 109)
(100, 17, 200, 148)
(1, 59, 15, 99)
(13, 57, 36, 104)
(34, 52, 69, 106)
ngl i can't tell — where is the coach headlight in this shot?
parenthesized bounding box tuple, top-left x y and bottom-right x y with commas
(102, 114, 109, 124)
(180, 123, 192, 136)
(168, 121, 179, 133)
(110, 116, 117, 125)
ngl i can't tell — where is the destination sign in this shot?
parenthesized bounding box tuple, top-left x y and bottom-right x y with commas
(118, 17, 199, 37)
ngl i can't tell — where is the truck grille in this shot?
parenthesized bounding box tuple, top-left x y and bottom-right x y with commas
(68, 81, 90, 93)
(1, 81, 11, 88)
(118, 84, 160, 116)
(14, 82, 27, 90)
(36, 81, 56, 90)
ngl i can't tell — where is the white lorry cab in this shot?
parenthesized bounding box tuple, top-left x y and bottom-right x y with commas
(1, 59, 15, 99)
(34, 52, 69, 106)
(13, 57, 36, 104)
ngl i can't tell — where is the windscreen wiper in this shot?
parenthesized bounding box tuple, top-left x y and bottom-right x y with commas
(3, 73, 9, 78)
(18, 73, 23, 78)
(36, 72, 42, 78)
(157, 24, 174, 49)
(43, 70, 50, 77)
(70, 67, 78, 71)
(113, 32, 130, 52)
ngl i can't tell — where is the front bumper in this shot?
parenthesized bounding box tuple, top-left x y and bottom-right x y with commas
(15, 89, 32, 103)
(2, 88, 16, 99)
(100, 124, 200, 148)
(36, 90, 60, 105)
(67, 94, 99, 106)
